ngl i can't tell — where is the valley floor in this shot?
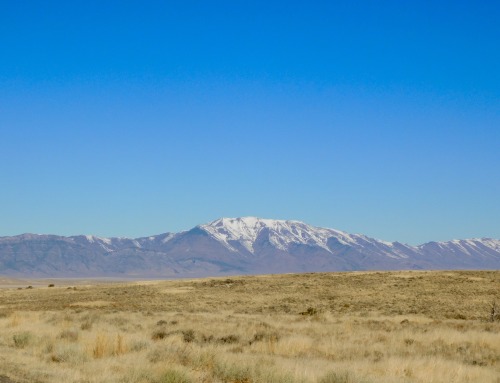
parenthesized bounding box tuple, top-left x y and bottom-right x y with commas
(0, 270, 499, 383)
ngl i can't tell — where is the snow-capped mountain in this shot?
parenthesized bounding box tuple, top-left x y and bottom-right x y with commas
(198, 217, 418, 261)
(200, 217, 344, 253)
(0, 217, 498, 277)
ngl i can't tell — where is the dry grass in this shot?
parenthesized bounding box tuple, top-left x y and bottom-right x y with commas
(0, 270, 499, 382)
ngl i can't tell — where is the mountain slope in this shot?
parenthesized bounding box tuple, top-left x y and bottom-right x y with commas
(0, 217, 498, 277)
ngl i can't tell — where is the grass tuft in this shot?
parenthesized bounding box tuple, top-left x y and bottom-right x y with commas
(12, 331, 33, 348)
(156, 369, 192, 383)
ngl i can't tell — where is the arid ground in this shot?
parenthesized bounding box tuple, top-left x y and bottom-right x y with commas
(0, 271, 499, 383)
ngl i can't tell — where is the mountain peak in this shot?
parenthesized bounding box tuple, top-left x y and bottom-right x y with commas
(207, 216, 303, 226)
(200, 217, 275, 253)
(199, 216, 348, 253)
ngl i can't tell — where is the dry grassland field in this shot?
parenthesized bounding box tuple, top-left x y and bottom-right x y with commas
(0, 271, 499, 383)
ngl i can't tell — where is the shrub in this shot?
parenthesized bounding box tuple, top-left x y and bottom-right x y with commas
(81, 320, 93, 330)
(213, 361, 252, 383)
(490, 301, 500, 322)
(130, 340, 149, 352)
(201, 334, 214, 343)
(157, 369, 191, 383)
(404, 338, 415, 346)
(318, 372, 352, 383)
(50, 345, 88, 364)
(121, 369, 155, 383)
(182, 330, 195, 343)
(109, 316, 128, 326)
(318, 371, 370, 383)
(218, 334, 240, 344)
(148, 346, 169, 363)
(152, 329, 169, 341)
(156, 320, 168, 326)
(300, 307, 318, 316)
(58, 329, 79, 342)
(13, 332, 33, 348)
(0, 310, 12, 318)
(80, 313, 98, 330)
(250, 331, 280, 345)
(373, 350, 384, 362)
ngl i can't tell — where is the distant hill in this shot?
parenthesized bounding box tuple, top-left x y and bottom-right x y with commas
(0, 217, 499, 277)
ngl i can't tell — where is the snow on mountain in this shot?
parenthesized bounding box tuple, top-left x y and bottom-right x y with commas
(0, 217, 498, 277)
(418, 238, 500, 259)
(198, 217, 418, 263)
(199, 217, 359, 253)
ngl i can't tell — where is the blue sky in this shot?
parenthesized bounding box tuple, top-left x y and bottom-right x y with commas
(0, 1, 499, 244)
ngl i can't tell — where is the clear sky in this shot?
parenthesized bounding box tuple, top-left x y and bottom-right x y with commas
(0, 1, 498, 245)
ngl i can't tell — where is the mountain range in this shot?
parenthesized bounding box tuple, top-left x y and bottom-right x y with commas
(0, 217, 499, 277)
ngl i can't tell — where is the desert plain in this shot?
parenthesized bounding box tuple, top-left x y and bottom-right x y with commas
(0, 270, 499, 383)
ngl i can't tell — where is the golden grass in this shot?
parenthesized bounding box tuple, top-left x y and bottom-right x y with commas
(0, 270, 498, 382)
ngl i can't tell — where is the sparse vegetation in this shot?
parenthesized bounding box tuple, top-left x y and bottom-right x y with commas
(157, 369, 191, 383)
(491, 301, 500, 322)
(0, 270, 498, 382)
(58, 329, 79, 342)
(12, 332, 33, 348)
